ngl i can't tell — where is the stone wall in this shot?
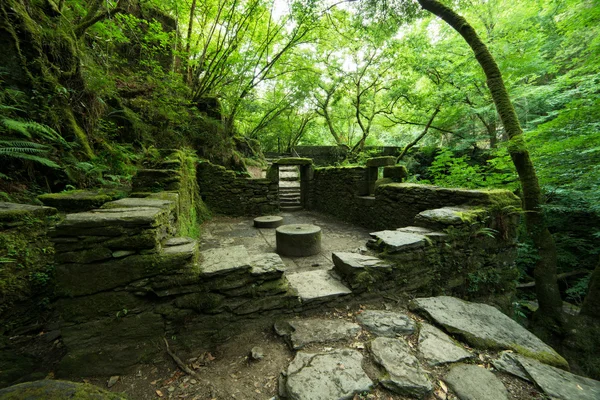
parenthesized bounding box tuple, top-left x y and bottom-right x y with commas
(51, 155, 293, 377)
(197, 159, 278, 216)
(308, 166, 521, 309)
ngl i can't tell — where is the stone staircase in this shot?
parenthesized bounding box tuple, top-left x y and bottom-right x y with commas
(279, 165, 302, 211)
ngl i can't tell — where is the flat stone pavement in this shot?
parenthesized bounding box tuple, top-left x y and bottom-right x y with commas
(199, 211, 372, 273)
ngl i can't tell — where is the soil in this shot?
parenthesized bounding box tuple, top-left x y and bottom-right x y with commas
(76, 299, 546, 400)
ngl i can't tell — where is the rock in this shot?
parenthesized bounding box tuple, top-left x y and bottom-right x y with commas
(414, 206, 487, 230)
(162, 241, 197, 258)
(418, 323, 473, 366)
(200, 245, 251, 277)
(366, 156, 396, 167)
(370, 337, 432, 398)
(112, 250, 136, 258)
(254, 215, 284, 228)
(251, 346, 265, 360)
(383, 165, 408, 181)
(249, 253, 286, 278)
(107, 375, 119, 388)
(514, 354, 600, 400)
(37, 189, 126, 212)
(285, 269, 351, 303)
(55, 247, 113, 264)
(101, 197, 174, 210)
(410, 296, 568, 368)
(332, 252, 391, 281)
(444, 364, 508, 400)
(368, 230, 427, 253)
(491, 351, 530, 381)
(356, 310, 415, 337)
(163, 237, 193, 246)
(284, 349, 373, 400)
(58, 207, 169, 229)
(0, 379, 126, 399)
(276, 318, 361, 349)
(276, 224, 321, 257)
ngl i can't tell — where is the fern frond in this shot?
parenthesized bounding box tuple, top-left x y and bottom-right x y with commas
(0, 140, 48, 149)
(1, 118, 32, 138)
(0, 152, 61, 168)
(0, 146, 48, 155)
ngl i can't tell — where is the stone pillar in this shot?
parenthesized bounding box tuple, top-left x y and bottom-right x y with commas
(365, 157, 396, 195)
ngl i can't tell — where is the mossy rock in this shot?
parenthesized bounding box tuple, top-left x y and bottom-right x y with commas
(366, 156, 395, 167)
(0, 202, 58, 226)
(0, 380, 127, 399)
(37, 189, 127, 212)
(273, 157, 313, 165)
(383, 165, 408, 181)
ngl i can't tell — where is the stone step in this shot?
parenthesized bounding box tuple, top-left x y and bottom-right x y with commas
(279, 192, 301, 198)
(280, 205, 303, 211)
(280, 199, 301, 205)
(285, 269, 352, 304)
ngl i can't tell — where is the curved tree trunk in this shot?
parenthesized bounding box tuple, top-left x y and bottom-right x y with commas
(417, 0, 564, 326)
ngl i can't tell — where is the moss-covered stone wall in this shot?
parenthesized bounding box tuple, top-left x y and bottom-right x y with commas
(197, 160, 278, 216)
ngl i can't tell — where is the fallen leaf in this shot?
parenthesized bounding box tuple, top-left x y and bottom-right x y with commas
(479, 354, 485, 362)
(439, 380, 448, 393)
(434, 388, 447, 399)
(150, 379, 160, 385)
(577, 384, 584, 390)
(155, 390, 164, 397)
(206, 352, 216, 361)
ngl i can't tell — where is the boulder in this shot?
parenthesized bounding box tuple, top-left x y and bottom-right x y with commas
(370, 337, 432, 398)
(283, 349, 373, 400)
(357, 310, 416, 337)
(444, 364, 508, 400)
(410, 296, 568, 368)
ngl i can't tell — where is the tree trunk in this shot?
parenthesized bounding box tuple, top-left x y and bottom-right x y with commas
(580, 259, 600, 318)
(417, 0, 564, 326)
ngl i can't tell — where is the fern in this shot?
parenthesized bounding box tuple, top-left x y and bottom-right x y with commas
(0, 152, 61, 169)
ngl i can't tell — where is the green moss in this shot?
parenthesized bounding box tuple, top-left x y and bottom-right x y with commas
(511, 344, 569, 370)
(0, 380, 128, 399)
(38, 189, 127, 212)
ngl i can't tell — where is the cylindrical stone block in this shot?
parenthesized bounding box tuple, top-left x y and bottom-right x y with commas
(254, 215, 284, 228)
(276, 224, 321, 257)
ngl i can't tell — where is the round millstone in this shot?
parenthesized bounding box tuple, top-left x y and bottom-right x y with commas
(254, 215, 284, 228)
(276, 224, 321, 257)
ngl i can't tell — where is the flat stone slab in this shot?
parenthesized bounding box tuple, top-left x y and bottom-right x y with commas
(58, 207, 167, 228)
(418, 323, 473, 366)
(162, 240, 197, 258)
(249, 253, 286, 278)
(283, 349, 373, 400)
(357, 310, 415, 337)
(0, 201, 57, 224)
(397, 226, 448, 242)
(164, 237, 193, 247)
(492, 351, 531, 381)
(414, 206, 487, 230)
(502, 353, 600, 400)
(332, 252, 391, 277)
(445, 364, 508, 400)
(200, 245, 250, 276)
(254, 215, 284, 228)
(37, 189, 126, 212)
(101, 197, 175, 210)
(368, 230, 427, 253)
(371, 337, 433, 397)
(285, 269, 351, 303)
(410, 296, 568, 368)
(275, 318, 361, 349)
(366, 156, 395, 167)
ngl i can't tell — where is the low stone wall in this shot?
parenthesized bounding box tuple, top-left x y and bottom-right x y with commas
(197, 159, 278, 216)
(308, 166, 521, 309)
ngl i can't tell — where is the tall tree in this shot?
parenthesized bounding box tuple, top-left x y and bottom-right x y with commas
(415, 0, 564, 327)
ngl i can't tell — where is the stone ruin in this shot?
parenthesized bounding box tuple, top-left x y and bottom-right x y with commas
(2, 153, 523, 379)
